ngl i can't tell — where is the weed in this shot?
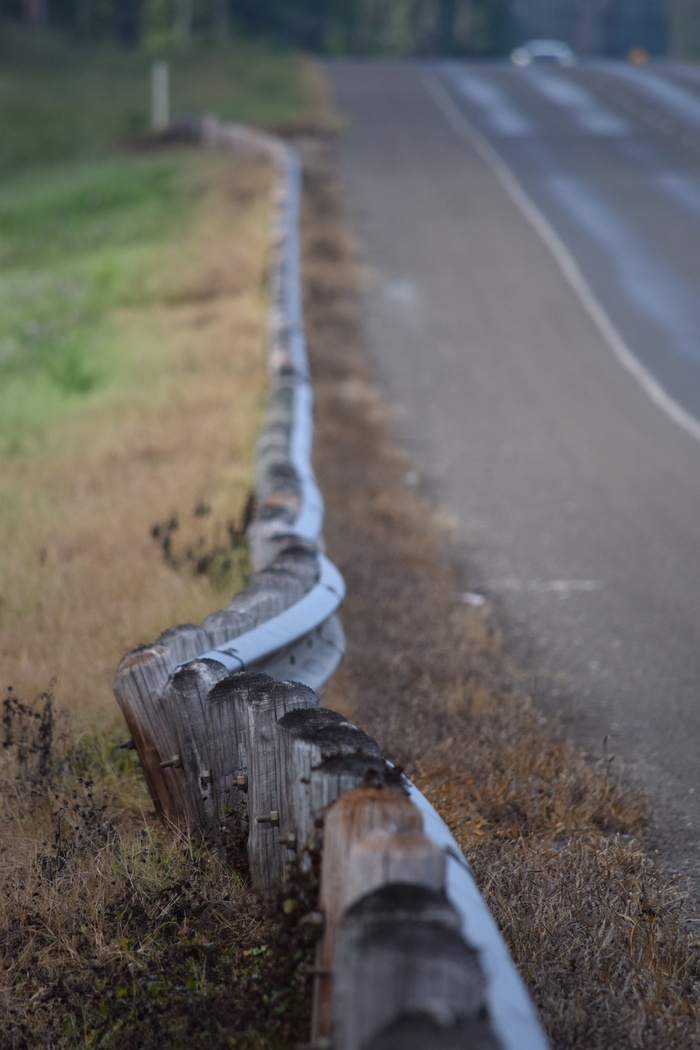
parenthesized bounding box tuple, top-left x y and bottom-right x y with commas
(150, 496, 253, 593)
(2, 684, 64, 808)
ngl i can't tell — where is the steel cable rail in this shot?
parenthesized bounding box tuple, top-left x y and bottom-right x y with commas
(112, 117, 549, 1050)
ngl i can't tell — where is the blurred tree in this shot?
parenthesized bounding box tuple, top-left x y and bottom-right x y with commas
(668, 0, 700, 58)
(173, 0, 193, 40)
(0, 0, 511, 53)
(437, 0, 456, 51)
(212, 0, 228, 36)
(23, 0, 48, 27)
(115, 0, 142, 46)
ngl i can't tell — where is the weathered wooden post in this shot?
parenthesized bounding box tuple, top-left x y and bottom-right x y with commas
(159, 659, 245, 829)
(204, 670, 273, 842)
(332, 879, 499, 1050)
(115, 650, 280, 836)
(113, 644, 190, 822)
(275, 707, 384, 876)
(342, 828, 447, 908)
(245, 679, 320, 898)
(307, 752, 389, 852)
(155, 623, 210, 664)
(322, 806, 501, 1050)
(312, 786, 423, 1042)
(234, 565, 309, 622)
(201, 608, 254, 648)
(201, 545, 320, 640)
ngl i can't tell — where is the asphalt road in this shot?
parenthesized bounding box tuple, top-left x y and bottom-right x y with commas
(326, 59, 700, 898)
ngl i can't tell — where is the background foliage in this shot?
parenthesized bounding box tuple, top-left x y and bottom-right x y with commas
(1, 0, 513, 56)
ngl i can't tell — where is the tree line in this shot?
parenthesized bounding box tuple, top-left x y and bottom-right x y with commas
(1, 0, 512, 55)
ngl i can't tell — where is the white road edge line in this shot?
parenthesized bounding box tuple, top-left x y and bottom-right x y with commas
(421, 70, 700, 447)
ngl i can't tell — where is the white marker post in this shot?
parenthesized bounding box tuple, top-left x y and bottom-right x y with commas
(151, 60, 170, 131)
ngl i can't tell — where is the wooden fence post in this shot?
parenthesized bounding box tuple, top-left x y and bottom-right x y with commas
(159, 658, 233, 828)
(200, 609, 254, 648)
(342, 828, 446, 909)
(233, 565, 309, 622)
(204, 670, 273, 844)
(113, 644, 190, 822)
(155, 623, 211, 665)
(332, 881, 498, 1050)
(312, 786, 423, 1042)
(275, 707, 383, 877)
(245, 679, 320, 898)
(308, 753, 388, 836)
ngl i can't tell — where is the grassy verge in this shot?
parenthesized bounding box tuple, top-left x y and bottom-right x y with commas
(0, 30, 320, 1048)
(0, 24, 311, 725)
(300, 133, 700, 1049)
(0, 148, 272, 727)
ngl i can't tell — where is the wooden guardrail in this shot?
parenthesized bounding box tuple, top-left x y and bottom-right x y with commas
(112, 117, 549, 1050)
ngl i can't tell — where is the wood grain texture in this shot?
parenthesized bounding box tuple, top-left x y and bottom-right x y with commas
(113, 645, 189, 822)
(159, 658, 232, 828)
(342, 829, 446, 912)
(205, 670, 273, 844)
(313, 786, 421, 1041)
(275, 708, 383, 877)
(333, 884, 498, 1050)
(155, 623, 211, 665)
(309, 752, 387, 831)
(245, 679, 320, 898)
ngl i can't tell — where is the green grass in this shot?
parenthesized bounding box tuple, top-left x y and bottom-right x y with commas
(0, 21, 304, 177)
(0, 155, 192, 437)
(0, 22, 305, 439)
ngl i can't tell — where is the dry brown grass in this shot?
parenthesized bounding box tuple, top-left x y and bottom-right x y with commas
(299, 132, 700, 1049)
(0, 687, 316, 1048)
(0, 151, 270, 729)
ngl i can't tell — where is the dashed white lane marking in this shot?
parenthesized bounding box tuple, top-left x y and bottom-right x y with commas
(422, 70, 700, 447)
(447, 67, 535, 136)
(496, 579, 606, 595)
(525, 69, 632, 136)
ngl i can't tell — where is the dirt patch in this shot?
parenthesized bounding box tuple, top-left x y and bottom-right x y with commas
(299, 131, 700, 1050)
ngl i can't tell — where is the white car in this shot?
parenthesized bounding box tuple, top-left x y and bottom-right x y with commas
(510, 39, 577, 67)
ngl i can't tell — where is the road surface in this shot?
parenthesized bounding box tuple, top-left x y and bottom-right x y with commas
(326, 59, 700, 898)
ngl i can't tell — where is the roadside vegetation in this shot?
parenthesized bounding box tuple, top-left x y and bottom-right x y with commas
(4, 18, 699, 1050)
(0, 19, 304, 178)
(0, 26, 316, 1048)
